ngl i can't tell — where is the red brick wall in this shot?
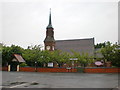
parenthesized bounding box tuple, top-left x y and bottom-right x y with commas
(38, 68, 77, 72)
(84, 68, 120, 73)
(2, 67, 8, 71)
(0, 67, 2, 71)
(2, 66, 120, 73)
(20, 67, 35, 72)
(19, 67, 77, 72)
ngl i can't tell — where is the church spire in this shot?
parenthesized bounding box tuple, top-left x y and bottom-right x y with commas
(49, 8, 52, 25)
(47, 8, 53, 29)
(44, 9, 55, 51)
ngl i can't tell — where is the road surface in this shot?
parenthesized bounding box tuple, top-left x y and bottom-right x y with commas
(1, 71, 119, 89)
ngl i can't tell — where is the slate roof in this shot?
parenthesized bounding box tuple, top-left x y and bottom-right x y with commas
(55, 38, 95, 56)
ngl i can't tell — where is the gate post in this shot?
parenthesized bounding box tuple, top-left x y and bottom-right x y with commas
(8, 65, 10, 71)
(17, 65, 19, 71)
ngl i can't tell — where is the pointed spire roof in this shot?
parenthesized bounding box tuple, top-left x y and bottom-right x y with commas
(47, 8, 53, 29)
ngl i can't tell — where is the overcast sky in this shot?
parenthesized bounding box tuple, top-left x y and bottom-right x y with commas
(0, 0, 119, 48)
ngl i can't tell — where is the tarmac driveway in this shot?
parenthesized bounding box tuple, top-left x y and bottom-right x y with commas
(1, 71, 119, 88)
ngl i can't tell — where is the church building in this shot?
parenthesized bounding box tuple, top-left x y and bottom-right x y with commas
(44, 10, 94, 56)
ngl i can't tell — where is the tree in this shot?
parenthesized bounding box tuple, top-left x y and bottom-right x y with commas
(111, 48, 120, 67)
(100, 41, 120, 67)
(2, 45, 24, 66)
(48, 50, 61, 64)
(0, 43, 3, 52)
(58, 52, 70, 67)
(95, 42, 106, 49)
(22, 45, 42, 66)
(0, 43, 3, 66)
(71, 50, 94, 67)
(37, 50, 51, 66)
(100, 42, 115, 61)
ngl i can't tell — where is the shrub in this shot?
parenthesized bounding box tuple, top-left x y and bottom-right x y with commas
(20, 63, 28, 67)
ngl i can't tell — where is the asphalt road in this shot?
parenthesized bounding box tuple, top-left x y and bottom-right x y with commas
(1, 71, 119, 88)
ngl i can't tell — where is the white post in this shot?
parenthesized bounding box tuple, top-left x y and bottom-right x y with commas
(72, 61, 74, 68)
(8, 65, 10, 71)
(17, 65, 19, 71)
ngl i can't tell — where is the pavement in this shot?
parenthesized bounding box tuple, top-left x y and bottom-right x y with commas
(1, 71, 119, 89)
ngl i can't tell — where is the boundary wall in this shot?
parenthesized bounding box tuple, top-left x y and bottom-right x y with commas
(1, 67, 120, 73)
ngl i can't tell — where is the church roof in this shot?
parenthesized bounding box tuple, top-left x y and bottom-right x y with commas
(55, 38, 95, 56)
(56, 38, 94, 42)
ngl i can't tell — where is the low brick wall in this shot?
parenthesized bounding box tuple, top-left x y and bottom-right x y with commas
(1, 66, 120, 73)
(20, 67, 35, 72)
(84, 67, 120, 73)
(19, 67, 77, 72)
(1, 67, 8, 71)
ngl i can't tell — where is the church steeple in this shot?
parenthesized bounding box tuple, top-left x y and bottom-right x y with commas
(44, 9, 55, 51)
(46, 9, 53, 29)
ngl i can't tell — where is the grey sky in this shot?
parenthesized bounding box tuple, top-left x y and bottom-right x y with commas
(1, 0, 119, 48)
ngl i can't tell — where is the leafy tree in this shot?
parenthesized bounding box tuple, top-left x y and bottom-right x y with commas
(71, 50, 94, 67)
(100, 42, 115, 61)
(22, 45, 42, 66)
(2, 45, 24, 66)
(95, 42, 106, 49)
(48, 50, 61, 63)
(37, 50, 51, 66)
(100, 41, 120, 67)
(0, 43, 3, 52)
(19, 62, 28, 67)
(0, 43, 3, 66)
(58, 52, 71, 67)
(112, 48, 120, 67)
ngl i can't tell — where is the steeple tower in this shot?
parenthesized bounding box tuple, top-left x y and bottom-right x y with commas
(44, 9, 55, 51)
